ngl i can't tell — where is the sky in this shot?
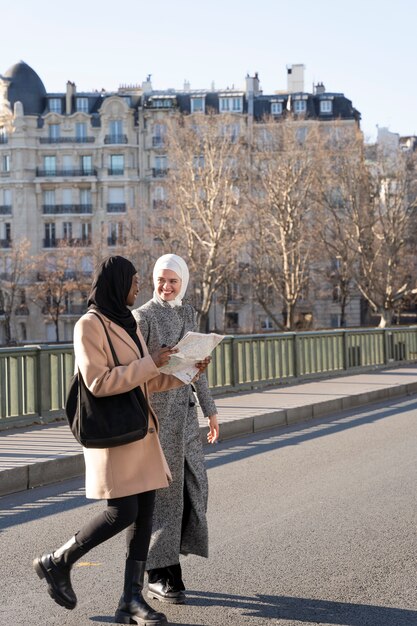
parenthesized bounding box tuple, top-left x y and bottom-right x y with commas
(1, 0, 416, 142)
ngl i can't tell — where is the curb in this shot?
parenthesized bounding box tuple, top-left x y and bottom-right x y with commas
(1, 380, 417, 498)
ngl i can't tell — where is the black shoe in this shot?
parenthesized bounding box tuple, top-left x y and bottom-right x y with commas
(33, 537, 85, 610)
(148, 579, 186, 604)
(115, 560, 167, 625)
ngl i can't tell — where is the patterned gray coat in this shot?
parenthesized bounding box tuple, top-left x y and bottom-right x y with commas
(133, 298, 217, 569)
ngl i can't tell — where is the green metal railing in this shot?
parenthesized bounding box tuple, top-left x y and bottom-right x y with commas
(1, 326, 417, 428)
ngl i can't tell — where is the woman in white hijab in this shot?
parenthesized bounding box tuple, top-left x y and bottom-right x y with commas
(133, 254, 219, 604)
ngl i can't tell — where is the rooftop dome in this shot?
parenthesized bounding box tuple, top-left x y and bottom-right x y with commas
(2, 61, 47, 115)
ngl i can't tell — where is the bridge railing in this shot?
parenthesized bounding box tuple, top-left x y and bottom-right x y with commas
(1, 326, 416, 429)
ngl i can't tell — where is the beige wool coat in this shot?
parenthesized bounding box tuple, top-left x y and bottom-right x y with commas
(73, 312, 182, 500)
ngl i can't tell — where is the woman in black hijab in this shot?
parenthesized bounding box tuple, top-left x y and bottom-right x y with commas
(33, 256, 209, 625)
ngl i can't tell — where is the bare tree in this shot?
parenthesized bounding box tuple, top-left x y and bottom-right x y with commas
(29, 243, 92, 342)
(352, 149, 417, 327)
(317, 128, 417, 328)
(151, 111, 249, 331)
(249, 120, 320, 330)
(0, 238, 31, 344)
(316, 126, 365, 327)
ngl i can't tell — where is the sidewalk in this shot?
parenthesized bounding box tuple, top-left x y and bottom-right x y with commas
(1, 365, 417, 497)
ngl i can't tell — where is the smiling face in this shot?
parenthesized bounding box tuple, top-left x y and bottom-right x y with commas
(156, 269, 182, 301)
(126, 273, 139, 306)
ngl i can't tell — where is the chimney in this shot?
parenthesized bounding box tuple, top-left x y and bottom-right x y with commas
(142, 74, 153, 94)
(66, 81, 76, 114)
(314, 82, 326, 95)
(245, 72, 261, 96)
(183, 80, 190, 91)
(287, 64, 305, 93)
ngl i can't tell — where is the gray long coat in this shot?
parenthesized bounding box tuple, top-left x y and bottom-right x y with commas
(133, 298, 217, 569)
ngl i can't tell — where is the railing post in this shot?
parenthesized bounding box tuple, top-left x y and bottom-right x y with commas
(292, 333, 299, 378)
(342, 330, 348, 370)
(35, 347, 51, 419)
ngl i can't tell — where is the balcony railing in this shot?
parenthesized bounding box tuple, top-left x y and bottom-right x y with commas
(106, 203, 126, 213)
(0, 205, 12, 215)
(42, 204, 93, 215)
(152, 136, 165, 147)
(42, 237, 92, 248)
(107, 236, 127, 246)
(152, 168, 168, 178)
(39, 136, 95, 144)
(107, 168, 124, 175)
(36, 168, 97, 177)
(104, 135, 128, 144)
(152, 199, 169, 210)
(0, 239, 12, 248)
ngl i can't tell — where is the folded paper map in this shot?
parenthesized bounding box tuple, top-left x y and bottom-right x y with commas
(159, 331, 225, 384)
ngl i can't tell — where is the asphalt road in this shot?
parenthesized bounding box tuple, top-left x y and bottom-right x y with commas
(1, 396, 416, 626)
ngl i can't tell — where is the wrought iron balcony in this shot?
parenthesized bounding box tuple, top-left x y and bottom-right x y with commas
(152, 136, 165, 147)
(107, 168, 124, 175)
(107, 236, 127, 246)
(152, 200, 169, 210)
(39, 136, 95, 144)
(104, 135, 128, 144)
(42, 204, 93, 214)
(0, 205, 12, 215)
(0, 239, 12, 248)
(106, 203, 126, 213)
(152, 168, 168, 178)
(36, 168, 97, 177)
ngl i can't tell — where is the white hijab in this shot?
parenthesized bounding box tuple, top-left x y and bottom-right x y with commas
(153, 254, 190, 308)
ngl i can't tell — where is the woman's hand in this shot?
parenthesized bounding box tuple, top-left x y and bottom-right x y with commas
(207, 414, 219, 444)
(194, 356, 211, 376)
(151, 346, 178, 368)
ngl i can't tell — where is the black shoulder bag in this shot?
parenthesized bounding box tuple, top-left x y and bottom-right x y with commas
(65, 312, 149, 448)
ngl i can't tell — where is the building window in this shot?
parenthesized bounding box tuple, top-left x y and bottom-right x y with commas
(109, 155, 124, 175)
(271, 101, 283, 115)
(261, 317, 274, 330)
(43, 190, 55, 206)
(219, 97, 243, 113)
(44, 223, 56, 247)
(152, 123, 166, 147)
(2, 155, 10, 172)
(0, 127, 8, 143)
(49, 98, 62, 113)
(294, 100, 307, 114)
(320, 99, 333, 114)
(110, 120, 123, 137)
(191, 97, 205, 113)
(81, 155, 93, 174)
(108, 222, 124, 246)
(43, 156, 56, 175)
(76, 97, 89, 113)
(81, 222, 92, 243)
(76, 122, 87, 140)
(20, 322, 27, 342)
(225, 312, 239, 329)
(80, 188, 92, 207)
(48, 124, 61, 140)
(63, 222, 72, 240)
(4, 222, 11, 242)
(153, 156, 168, 177)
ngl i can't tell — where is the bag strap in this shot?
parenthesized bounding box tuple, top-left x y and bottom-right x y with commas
(89, 311, 121, 366)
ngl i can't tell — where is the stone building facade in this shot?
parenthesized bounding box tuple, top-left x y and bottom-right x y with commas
(0, 61, 361, 342)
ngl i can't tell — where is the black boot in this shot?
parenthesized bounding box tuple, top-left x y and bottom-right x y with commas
(33, 536, 86, 610)
(147, 564, 186, 604)
(115, 560, 167, 625)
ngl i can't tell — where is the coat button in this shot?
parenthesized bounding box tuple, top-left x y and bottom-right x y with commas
(148, 427, 155, 434)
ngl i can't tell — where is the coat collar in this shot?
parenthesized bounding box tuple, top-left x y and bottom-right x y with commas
(91, 312, 143, 359)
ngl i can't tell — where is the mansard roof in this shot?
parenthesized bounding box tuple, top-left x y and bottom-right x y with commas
(2, 61, 47, 115)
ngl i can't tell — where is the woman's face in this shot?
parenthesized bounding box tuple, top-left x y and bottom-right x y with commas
(156, 269, 182, 301)
(126, 273, 139, 306)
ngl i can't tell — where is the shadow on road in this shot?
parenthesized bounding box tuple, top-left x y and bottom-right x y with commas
(205, 397, 417, 470)
(184, 590, 417, 626)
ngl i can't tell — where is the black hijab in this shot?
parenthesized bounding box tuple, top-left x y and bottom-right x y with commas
(88, 256, 142, 352)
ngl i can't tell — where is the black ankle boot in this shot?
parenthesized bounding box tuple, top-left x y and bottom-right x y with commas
(115, 560, 167, 625)
(147, 563, 186, 604)
(33, 536, 86, 610)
